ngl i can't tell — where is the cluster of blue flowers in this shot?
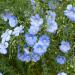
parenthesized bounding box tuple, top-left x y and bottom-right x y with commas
(18, 13, 50, 62)
(56, 40, 71, 66)
(0, 11, 24, 54)
(33, 35, 50, 56)
(56, 41, 71, 65)
(0, 2, 74, 74)
(18, 34, 50, 62)
(17, 6, 71, 65)
(64, 4, 75, 22)
(55, 4, 73, 75)
(17, 1, 59, 62)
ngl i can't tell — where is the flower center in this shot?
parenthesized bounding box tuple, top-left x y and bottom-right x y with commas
(38, 45, 42, 50)
(38, 47, 42, 50)
(29, 36, 32, 39)
(43, 39, 47, 43)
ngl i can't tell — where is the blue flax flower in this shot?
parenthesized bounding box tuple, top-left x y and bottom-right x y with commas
(28, 25, 40, 35)
(25, 33, 37, 46)
(59, 41, 71, 53)
(39, 35, 50, 48)
(12, 25, 24, 36)
(17, 45, 31, 62)
(28, 14, 43, 35)
(56, 55, 66, 65)
(0, 43, 7, 54)
(46, 10, 56, 22)
(1, 12, 18, 27)
(1, 29, 12, 43)
(30, 14, 43, 27)
(64, 4, 75, 22)
(17, 45, 40, 62)
(8, 15, 18, 27)
(46, 21, 58, 33)
(33, 42, 47, 56)
(57, 72, 67, 75)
